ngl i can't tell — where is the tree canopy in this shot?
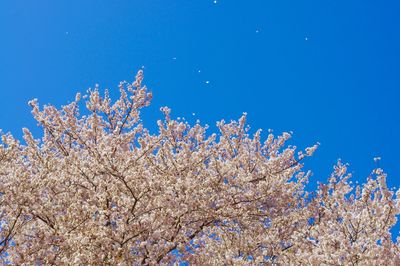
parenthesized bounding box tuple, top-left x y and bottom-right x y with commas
(0, 71, 399, 265)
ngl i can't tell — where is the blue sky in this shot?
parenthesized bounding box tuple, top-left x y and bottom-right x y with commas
(1, 0, 400, 214)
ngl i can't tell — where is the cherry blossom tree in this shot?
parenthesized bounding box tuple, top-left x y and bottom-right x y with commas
(0, 70, 399, 265)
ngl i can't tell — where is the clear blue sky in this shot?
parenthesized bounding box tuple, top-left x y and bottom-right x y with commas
(1, 0, 400, 223)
